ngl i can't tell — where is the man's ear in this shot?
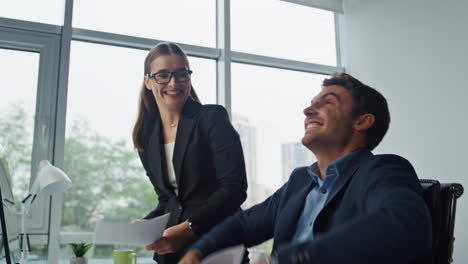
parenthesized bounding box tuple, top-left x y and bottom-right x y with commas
(354, 113, 375, 132)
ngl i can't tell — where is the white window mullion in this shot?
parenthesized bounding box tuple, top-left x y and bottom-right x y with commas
(216, 0, 232, 116)
(47, 0, 74, 262)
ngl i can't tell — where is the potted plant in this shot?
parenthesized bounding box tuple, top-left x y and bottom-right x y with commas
(70, 243, 92, 264)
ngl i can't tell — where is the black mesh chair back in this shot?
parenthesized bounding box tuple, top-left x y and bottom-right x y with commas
(420, 179, 464, 264)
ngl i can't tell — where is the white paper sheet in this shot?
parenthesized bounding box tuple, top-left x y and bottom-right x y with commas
(201, 245, 245, 264)
(94, 213, 170, 246)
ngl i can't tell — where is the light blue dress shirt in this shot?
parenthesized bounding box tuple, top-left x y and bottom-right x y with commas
(292, 151, 358, 242)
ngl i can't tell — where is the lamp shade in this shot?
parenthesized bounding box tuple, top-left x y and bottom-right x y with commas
(30, 160, 72, 196)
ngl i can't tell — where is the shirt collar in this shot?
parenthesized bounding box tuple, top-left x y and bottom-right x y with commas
(307, 149, 365, 185)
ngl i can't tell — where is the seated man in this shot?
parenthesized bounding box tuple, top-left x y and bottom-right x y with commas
(179, 73, 432, 264)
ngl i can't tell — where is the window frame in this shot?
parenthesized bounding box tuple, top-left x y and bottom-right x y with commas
(0, 18, 62, 247)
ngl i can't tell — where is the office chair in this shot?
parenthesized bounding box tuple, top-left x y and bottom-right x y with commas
(419, 179, 464, 264)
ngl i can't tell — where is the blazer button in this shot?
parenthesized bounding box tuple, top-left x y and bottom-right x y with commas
(178, 205, 182, 210)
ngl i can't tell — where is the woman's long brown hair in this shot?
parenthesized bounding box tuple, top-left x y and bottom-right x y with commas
(132, 42, 200, 151)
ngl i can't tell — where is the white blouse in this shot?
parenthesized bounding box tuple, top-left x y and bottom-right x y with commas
(164, 142, 178, 196)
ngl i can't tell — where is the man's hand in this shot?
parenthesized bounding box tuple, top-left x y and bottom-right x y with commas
(145, 221, 194, 255)
(255, 258, 268, 264)
(178, 250, 202, 264)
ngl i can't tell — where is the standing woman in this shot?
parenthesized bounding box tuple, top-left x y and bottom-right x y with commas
(132, 42, 247, 264)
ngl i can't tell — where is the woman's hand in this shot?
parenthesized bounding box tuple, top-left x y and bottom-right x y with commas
(178, 250, 202, 264)
(146, 221, 194, 255)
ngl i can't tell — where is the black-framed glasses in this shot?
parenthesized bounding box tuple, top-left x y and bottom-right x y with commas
(146, 70, 193, 84)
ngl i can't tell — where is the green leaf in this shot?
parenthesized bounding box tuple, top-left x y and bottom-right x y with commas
(70, 243, 93, 257)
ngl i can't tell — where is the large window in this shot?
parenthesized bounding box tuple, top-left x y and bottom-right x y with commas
(0, 0, 340, 263)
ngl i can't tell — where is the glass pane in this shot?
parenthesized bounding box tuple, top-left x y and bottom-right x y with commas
(63, 41, 216, 231)
(0, 0, 64, 25)
(232, 63, 323, 261)
(73, 0, 215, 47)
(190, 58, 216, 105)
(232, 0, 337, 65)
(0, 48, 39, 206)
(232, 63, 323, 204)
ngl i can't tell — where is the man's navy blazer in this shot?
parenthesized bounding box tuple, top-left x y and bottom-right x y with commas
(193, 149, 432, 264)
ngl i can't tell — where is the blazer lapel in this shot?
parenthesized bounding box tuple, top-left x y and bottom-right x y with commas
(311, 150, 372, 235)
(274, 169, 317, 244)
(172, 98, 201, 193)
(147, 116, 173, 193)
(324, 149, 372, 207)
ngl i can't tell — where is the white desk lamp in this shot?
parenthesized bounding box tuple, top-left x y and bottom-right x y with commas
(19, 160, 72, 264)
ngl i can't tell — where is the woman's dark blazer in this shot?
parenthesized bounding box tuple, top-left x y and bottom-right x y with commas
(138, 98, 248, 263)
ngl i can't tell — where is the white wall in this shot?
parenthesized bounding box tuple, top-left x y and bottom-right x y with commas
(339, 0, 468, 262)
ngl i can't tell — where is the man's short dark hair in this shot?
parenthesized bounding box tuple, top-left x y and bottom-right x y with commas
(323, 73, 390, 150)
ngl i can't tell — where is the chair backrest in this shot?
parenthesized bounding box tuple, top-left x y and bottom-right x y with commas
(420, 179, 464, 264)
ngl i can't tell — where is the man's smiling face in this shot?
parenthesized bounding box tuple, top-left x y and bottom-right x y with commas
(302, 85, 356, 150)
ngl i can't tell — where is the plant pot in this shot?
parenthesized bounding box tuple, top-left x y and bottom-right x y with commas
(70, 256, 88, 264)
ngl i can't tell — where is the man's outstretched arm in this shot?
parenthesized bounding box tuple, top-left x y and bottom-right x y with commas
(180, 181, 290, 263)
